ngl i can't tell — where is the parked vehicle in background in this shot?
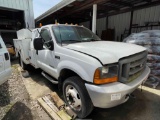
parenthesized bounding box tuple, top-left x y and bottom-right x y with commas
(0, 36, 12, 85)
(14, 24, 150, 118)
(6, 43, 16, 60)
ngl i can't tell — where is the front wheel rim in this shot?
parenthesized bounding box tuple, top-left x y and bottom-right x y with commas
(65, 85, 82, 111)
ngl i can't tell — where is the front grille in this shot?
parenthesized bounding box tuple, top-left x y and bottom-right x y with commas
(119, 51, 147, 83)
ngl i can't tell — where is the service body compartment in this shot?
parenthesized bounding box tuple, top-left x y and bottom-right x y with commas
(17, 29, 32, 39)
(13, 39, 31, 64)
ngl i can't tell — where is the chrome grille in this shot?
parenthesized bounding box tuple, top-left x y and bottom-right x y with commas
(119, 51, 147, 83)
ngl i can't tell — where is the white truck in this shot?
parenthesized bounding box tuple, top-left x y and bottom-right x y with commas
(14, 24, 150, 118)
(0, 36, 12, 85)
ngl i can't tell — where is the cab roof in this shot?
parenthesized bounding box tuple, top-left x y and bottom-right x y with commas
(40, 24, 84, 28)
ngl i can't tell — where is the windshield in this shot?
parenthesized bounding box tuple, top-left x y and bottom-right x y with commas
(52, 26, 101, 44)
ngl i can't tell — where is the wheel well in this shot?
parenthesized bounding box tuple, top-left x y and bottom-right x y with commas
(18, 52, 21, 58)
(58, 68, 81, 91)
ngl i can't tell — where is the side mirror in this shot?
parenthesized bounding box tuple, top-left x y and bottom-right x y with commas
(48, 41, 54, 51)
(34, 38, 44, 50)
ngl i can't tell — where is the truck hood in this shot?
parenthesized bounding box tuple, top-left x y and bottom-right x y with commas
(64, 41, 146, 65)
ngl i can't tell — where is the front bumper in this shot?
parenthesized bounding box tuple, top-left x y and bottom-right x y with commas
(85, 66, 150, 108)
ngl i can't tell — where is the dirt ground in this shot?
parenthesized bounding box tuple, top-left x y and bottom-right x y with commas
(23, 64, 160, 120)
(0, 62, 51, 120)
(0, 60, 160, 120)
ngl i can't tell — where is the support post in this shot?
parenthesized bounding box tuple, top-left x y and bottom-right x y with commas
(106, 15, 108, 30)
(129, 10, 134, 34)
(92, 4, 97, 33)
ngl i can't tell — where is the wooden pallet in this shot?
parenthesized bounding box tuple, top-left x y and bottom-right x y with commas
(37, 92, 76, 120)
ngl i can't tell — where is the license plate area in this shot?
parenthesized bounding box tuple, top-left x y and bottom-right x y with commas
(111, 93, 121, 101)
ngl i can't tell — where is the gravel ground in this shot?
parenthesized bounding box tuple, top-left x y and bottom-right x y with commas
(1, 61, 160, 120)
(0, 64, 51, 120)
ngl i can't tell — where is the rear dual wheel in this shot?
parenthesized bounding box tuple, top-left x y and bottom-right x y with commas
(63, 76, 93, 118)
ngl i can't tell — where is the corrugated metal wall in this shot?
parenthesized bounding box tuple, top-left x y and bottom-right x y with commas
(0, 0, 35, 28)
(79, 17, 106, 37)
(108, 12, 131, 41)
(96, 17, 106, 37)
(79, 21, 90, 29)
(132, 5, 160, 33)
(78, 5, 160, 41)
(108, 5, 160, 41)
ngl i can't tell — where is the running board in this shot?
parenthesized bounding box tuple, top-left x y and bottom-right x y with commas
(41, 72, 58, 84)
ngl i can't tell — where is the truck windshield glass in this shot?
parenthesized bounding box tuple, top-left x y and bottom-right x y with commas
(52, 26, 100, 44)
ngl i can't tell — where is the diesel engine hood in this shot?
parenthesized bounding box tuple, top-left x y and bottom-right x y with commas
(64, 41, 146, 65)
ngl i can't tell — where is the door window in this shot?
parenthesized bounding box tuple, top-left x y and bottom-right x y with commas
(41, 28, 52, 48)
(41, 28, 52, 42)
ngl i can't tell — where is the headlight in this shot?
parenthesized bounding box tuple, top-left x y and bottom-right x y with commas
(94, 65, 118, 84)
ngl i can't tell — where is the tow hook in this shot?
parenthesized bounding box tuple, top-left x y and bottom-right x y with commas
(126, 94, 136, 99)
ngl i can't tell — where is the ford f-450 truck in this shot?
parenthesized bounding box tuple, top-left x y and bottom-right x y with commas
(14, 24, 150, 118)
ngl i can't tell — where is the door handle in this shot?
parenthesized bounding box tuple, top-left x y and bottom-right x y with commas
(4, 53, 9, 61)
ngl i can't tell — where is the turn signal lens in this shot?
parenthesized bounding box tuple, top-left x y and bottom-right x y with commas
(94, 76, 118, 85)
(39, 23, 42, 27)
(94, 68, 101, 79)
(93, 67, 118, 85)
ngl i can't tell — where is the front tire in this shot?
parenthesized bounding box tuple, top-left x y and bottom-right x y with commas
(63, 76, 93, 118)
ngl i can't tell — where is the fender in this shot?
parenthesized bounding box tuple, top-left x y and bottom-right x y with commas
(57, 60, 91, 82)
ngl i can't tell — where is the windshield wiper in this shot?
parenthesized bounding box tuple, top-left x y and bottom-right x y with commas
(90, 39, 100, 41)
(61, 40, 82, 43)
(84, 39, 100, 42)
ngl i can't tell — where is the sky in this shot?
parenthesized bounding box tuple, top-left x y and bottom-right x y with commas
(33, 0, 62, 18)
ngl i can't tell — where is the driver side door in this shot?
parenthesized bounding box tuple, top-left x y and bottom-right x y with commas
(36, 28, 57, 78)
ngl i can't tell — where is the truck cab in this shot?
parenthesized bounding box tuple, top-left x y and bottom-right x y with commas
(14, 24, 150, 118)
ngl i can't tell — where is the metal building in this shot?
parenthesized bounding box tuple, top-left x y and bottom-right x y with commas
(0, 0, 35, 44)
(35, 0, 160, 42)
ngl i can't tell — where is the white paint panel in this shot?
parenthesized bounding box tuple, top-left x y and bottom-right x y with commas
(18, 0, 23, 9)
(0, 0, 35, 28)
(29, 0, 35, 27)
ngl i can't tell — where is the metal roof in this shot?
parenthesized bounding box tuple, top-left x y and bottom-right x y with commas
(35, 0, 160, 26)
(35, 0, 76, 22)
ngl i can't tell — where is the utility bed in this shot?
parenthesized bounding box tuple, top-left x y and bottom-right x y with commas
(14, 28, 40, 68)
(14, 39, 31, 64)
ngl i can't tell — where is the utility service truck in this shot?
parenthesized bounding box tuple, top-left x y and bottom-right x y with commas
(14, 24, 150, 118)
